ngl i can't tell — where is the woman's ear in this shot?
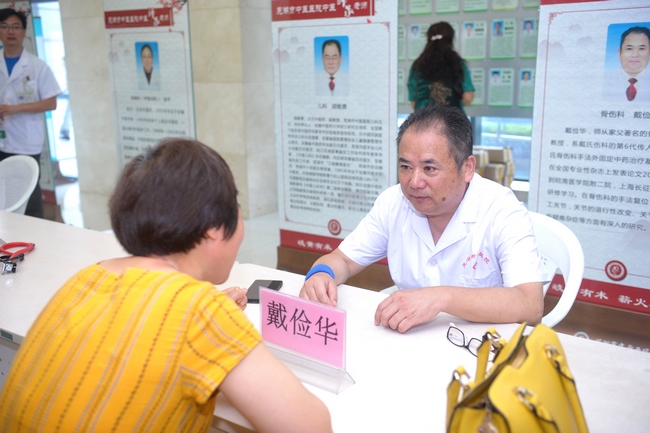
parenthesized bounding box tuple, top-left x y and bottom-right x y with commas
(204, 227, 224, 242)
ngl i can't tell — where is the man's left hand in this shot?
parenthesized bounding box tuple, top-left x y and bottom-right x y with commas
(374, 288, 445, 333)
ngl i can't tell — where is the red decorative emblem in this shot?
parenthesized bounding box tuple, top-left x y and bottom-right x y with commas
(605, 260, 627, 282)
(328, 219, 341, 236)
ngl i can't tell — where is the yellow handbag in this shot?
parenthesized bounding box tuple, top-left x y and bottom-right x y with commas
(446, 322, 589, 433)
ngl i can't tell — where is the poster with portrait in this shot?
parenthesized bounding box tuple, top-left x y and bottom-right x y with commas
(529, 0, 650, 315)
(469, 68, 485, 106)
(519, 18, 539, 59)
(103, 0, 195, 168)
(408, 23, 428, 60)
(517, 68, 534, 107)
(490, 18, 516, 60)
(461, 20, 487, 60)
(272, 0, 397, 256)
(487, 67, 514, 107)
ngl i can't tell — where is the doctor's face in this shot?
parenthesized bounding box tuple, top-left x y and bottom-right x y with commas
(398, 129, 474, 221)
(618, 32, 650, 77)
(322, 44, 342, 76)
(0, 16, 25, 49)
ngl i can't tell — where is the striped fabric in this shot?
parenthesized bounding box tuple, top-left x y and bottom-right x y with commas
(0, 264, 261, 433)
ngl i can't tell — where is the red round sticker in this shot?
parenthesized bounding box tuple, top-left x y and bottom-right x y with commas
(605, 260, 627, 282)
(328, 219, 341, 236)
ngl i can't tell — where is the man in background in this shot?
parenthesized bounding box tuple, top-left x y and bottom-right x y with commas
(0, 8, 61, 218)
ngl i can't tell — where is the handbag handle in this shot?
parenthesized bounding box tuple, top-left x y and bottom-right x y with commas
(475, 334, 492, 382)
(474, 326, 509, 382)
(544, 344, 590, 433)
(514, 386, 560, 433)
(446, 366, 469, 424)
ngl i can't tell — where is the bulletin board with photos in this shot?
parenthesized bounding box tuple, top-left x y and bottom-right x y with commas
(103, 0, 196, 169)
(398, 0, 541, 118)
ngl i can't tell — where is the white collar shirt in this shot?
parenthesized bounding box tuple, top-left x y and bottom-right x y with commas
(316, 70, 349, 97)
(339, 175, 547, 289)
(604, 67, 650, 103)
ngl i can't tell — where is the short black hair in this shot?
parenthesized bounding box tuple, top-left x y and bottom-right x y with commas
(396, 105, 473, 172)
(109, 138, 239, 257)
(322, 39, 341, 56)
(619, 26, 650, 50)
(141, 44, 153, 57)
(0, 8, 27, 29)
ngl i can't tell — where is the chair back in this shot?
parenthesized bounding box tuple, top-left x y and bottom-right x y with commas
(528, 211, 585, 328)
(0, 155, 39, 214)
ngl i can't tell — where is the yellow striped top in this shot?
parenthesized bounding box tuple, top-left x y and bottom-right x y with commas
(0, 264, 261, 433)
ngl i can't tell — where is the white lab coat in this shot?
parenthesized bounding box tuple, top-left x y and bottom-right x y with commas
(339, 176, 548, 290)
(0, 48, 61, 155)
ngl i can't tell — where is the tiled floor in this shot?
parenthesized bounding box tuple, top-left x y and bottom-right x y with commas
(58, 182, 280, 269)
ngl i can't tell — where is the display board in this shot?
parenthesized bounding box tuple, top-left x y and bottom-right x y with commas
(397, 0, 540, 118)
(273, 0, 398, 256)
(529, 0, 650, 314)
(103, 0, 195, 168)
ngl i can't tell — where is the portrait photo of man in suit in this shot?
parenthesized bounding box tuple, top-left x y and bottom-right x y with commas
(314, 36, 349, 97)
(603, 23, 650, 102)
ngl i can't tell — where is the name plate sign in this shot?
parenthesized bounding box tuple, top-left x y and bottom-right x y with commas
(260, 288, 346, 369)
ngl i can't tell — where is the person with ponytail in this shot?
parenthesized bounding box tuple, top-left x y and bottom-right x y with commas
(407, 21, 475, 114)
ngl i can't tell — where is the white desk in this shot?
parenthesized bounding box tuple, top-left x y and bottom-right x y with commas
(216, 263, 650, 433)
(1, 213, 648, 432)
(0, 212, 126, 343)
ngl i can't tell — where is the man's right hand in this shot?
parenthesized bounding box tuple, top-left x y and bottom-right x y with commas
(299, 273, 338, 307)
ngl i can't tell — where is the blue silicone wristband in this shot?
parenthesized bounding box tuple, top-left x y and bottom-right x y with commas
(305, 264, 335, 281)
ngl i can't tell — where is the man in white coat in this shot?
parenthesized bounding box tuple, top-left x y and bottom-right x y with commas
(0, 8, 61, 218)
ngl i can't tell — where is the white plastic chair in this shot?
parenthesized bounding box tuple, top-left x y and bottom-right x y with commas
(0, 155, 40, 214)
(529, 211, 585, 328)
